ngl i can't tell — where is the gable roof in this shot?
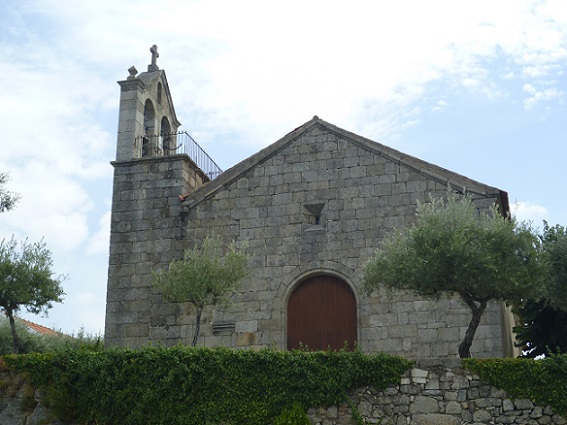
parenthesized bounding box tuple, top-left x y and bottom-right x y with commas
(183, 116, 509, 213)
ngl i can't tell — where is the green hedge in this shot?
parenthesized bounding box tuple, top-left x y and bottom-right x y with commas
(463, 354, 567, 416)
(4, 346, 412, 425)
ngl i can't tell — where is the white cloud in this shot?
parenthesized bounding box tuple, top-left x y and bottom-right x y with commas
(87, 211, 111, 255)
(8, 0, 561, 150)
(511, 201, 548, 223)
(0, 161, 92, 249)
(523, 83, 537, 95)
(432, 100, 448, 112)
(523, 85, 563, 110)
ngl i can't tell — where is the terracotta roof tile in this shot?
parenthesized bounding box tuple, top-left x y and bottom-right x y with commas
(16, 318, 60, 336)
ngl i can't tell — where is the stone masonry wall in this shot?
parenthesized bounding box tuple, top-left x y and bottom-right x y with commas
(308, 359, 565, 425)
(1, 359, 563, 424)
(105, 154, 207, 348)
(156, 123, 509, 358)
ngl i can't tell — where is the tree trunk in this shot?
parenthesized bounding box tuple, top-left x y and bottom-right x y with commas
(7, 309, 21, 354)
(458, 294, 488, 358)
(192, 307, 203, 346)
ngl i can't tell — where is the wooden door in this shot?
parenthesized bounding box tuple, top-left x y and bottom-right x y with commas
(287, 275, 357, 351)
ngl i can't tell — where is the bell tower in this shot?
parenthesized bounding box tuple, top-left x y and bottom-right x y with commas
(115, 45, 181, 161)
(105, 46, 216, 348)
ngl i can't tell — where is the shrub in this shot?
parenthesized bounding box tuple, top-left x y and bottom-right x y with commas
(463, 354, 567, 415)
(5, 345, 412, 425)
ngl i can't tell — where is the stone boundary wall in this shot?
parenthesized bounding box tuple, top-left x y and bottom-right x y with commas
(1, 359, 564, 424)
(308, 359, 565, 425)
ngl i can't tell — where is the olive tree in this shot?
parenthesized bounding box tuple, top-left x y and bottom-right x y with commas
(0, 236, 65, 353)
(152, 237, 248, 346)
(362, 194, 544, 358)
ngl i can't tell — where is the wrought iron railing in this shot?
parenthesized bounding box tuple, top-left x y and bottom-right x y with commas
(138, 131, 223, 180)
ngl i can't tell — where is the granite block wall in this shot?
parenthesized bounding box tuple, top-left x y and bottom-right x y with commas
(1, 359, 562, 424)
(104, 154, 207, 347)
(308, 359, 565, 425)
(103, 122, 513, 357)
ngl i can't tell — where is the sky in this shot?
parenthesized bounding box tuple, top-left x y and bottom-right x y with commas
(1, 0, 566, 336)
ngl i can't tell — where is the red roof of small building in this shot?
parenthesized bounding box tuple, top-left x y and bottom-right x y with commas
(16, 318, 60, 336)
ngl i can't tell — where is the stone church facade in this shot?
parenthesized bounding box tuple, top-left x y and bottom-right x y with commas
(105, 48, 517, 358)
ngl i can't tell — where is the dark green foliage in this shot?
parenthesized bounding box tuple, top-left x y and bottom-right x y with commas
(513, 299, 567, 358)
(540, 222, 567, 307)
(5, 346, 412, 425)
(513, 222, 567, 357)
(362, 194, 544, 358)
(464, 354, 567, 415)
(272, 402, 310, 425)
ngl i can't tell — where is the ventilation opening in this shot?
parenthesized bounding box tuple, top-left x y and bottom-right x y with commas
(303, 202, 325, 228)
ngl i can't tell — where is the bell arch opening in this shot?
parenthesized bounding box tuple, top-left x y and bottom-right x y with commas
(287, 275, 357, 351)
(157, 82, 163, 105)
(160, 116, 172, 153)
(142, 99, 156, 157)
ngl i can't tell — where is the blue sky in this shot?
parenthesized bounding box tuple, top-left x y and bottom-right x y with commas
(1, 0, 566, 335)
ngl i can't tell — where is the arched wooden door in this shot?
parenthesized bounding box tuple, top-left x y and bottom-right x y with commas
(287, 275, 357, 351)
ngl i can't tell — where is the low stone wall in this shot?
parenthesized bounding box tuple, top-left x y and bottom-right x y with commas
(1, 358, 564, 424)
(0, 367, 60, 425)
(308, 359, 565, 425)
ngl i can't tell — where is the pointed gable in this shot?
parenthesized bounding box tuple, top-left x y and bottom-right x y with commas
(182, 116, 508, 214)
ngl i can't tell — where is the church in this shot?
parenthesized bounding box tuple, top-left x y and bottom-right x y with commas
(105, 47, 517, 358)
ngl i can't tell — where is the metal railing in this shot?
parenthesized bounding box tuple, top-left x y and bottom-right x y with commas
(138, 131, 223, 180)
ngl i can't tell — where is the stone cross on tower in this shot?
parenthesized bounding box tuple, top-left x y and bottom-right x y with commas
(148, 45, 159, 72)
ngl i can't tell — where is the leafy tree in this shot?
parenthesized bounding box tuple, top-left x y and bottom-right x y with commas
(514, 222, 567, 357)
(362, 194, 544, 358)
(540, 222, 567, 306)
(0, 172, 20, 212)
(153, 237, 248, 346)
(0, 236, 65, 353)
(514, 300, 567, 358)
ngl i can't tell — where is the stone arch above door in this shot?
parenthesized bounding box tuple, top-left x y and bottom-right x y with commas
(287, 274, 357, 351)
